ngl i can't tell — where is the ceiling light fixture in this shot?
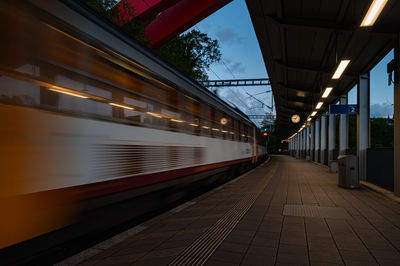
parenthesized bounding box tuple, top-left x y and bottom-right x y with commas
(316, 102, 323, 109)
(332, 60, 350, 79)
(360, 0, 388, 27)
(311, 111, 317, 117)
(322, 87, 333, 98)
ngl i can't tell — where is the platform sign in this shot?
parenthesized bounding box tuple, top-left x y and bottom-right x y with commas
(329, 104, 358, 114)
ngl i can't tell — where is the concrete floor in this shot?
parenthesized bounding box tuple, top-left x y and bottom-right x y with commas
(70, 155, 400, 265)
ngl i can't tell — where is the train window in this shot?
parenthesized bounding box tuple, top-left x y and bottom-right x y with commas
(0, 74, 40, 107)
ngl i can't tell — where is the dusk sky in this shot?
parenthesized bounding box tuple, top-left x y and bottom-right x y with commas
(188, 0, 394, 125)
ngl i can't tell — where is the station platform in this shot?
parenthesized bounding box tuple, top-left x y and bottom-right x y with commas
(62, 155, 400, 265)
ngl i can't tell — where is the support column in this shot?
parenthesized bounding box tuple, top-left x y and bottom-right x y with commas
(339, 94, 349, 155)
(291, 138, 295, 157)
(357, 73, 370, 181)
(303, 128, 307, 159)
(306, 127, 310, 160)
(320, 114, 327, 165)
(302, 130, 305, 158)
(394, 34, 400, 196)
(328, 112, 337, 172)
(296, 134, 300, 158)
(315, 118, 320, 162)
(299, 131, 302, 158)
(311, 122, 315, 161)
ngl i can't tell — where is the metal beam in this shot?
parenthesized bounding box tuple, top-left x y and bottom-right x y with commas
(145, 0, 232, 48)
(116, 0, 180, 21)
(274, 60, 330, 75)
(247, 114, 275, 120)
(265, 15, 354, 33)
(274, 60, 357, 78)
(200, 78, 270, 87)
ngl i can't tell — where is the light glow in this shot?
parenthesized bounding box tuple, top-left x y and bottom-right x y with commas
(322, 87, 333, 98)
(332, 60, 350, 79)
(49, 88, 88, 99)
(202, 126, 210, 129)
(189, 123, 199, 127)
(146, 112, 162, 118)
(110, 103, 134, 110)
(316, 102, 323, 109)
(360, 0, 388, 27)
(220, 118, 228, 125)
(311, 111, 317, 117)
(212, 128, 220, 131)
(307, 117, 312, 122)
(170, 119, 184, 123)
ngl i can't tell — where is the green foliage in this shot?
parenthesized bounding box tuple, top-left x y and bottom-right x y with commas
(85, 2, 221, 81)
(157, 29, 221, 81)
(85, 0, 150, 44)
(371, 118, 393, 148)
(267, 132, 288, 154)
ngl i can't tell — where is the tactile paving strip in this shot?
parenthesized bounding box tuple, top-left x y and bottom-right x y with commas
(168, 162, 278, 266)
(283, 204, 352, 219)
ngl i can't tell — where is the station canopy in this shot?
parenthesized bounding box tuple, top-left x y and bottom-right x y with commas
(246, 0, 400, 138)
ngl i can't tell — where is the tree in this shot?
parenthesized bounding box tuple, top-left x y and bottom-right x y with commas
(157, 29, 221, 81)
(85, 2, 221, 81)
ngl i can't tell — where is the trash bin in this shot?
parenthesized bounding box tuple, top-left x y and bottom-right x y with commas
(337, 155, 359, 188)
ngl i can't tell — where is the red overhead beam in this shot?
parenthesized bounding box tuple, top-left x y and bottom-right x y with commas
(116, 0, 180, 22)
(145, 0, 233, 49)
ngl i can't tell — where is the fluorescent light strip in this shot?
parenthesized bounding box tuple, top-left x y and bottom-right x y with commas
(316, 102, 323, 109)
(322, 87, 333, 98)
(189, 123, 199, 127)
(202, 126, 210, 129)
(307, 117, 312, 122)
(212, 128, 220, 131)
(360, 0, 388, 27)
(332, 60, 350, 79)
(49, 88, 88, 99)
(146, 112, 162, 118)
(110, 103, 134, 110)
(311, 111, 317, 117)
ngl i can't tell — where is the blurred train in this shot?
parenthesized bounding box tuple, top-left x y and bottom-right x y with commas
(0, 0, 267, 262)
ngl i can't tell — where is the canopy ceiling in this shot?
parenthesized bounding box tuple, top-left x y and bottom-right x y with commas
(246, 0, 400, 138)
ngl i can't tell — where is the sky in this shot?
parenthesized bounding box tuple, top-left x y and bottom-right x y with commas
(187, 0, 270, 127)
(187, 0, 394, 124)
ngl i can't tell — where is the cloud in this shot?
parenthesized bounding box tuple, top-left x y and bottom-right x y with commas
(220, 57, 246, 74)
(370, 103, 393, 118)
(219, 88, 266, 114)
(215, 27, 245, 44)
(230, 62, 245, 73)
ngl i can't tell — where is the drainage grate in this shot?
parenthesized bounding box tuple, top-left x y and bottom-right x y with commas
(283, 204, 352, 220)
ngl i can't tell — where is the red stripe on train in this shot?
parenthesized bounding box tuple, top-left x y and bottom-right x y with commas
(11, 157, 253, 205)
